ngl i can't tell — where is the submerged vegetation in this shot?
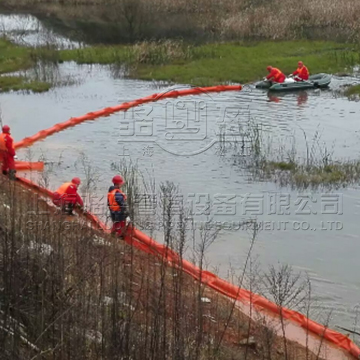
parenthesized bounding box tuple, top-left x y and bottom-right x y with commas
(261, 160, 360, 189)
(227, 122, 360, 190)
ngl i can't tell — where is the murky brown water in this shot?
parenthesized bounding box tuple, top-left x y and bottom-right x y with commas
(1, 14, 360, 335)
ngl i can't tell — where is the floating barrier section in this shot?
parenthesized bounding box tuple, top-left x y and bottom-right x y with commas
(14, 84, 360, 359)
(15, 161, 44, 171)
(123, 227, 360, 359)
(14, 85, 242, 150)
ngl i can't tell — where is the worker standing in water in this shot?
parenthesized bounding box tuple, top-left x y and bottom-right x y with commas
(0, 125, 17, 180)
(290, 61, 309, 81)
(264, 66, 286, 83)
(53, 177, 84, 215)
(107, 175, 130, 236)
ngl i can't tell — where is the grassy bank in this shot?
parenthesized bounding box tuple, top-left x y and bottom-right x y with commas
(0, 177, 328, 359)
(0, 38, 51, 92)
(1, 35, 360, 89)
(60, 40, 359, 85)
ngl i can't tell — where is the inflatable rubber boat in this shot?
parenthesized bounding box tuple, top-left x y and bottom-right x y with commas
(255, 73, 332, 91)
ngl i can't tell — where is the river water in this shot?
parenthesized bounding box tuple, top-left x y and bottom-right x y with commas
(1, 14, 360, 334)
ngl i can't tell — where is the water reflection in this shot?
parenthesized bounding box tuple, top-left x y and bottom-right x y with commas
(267, 91, 309, 107)
(267, 93, 281, 103)
(297, 91, 308, 106)
(0, 13, 81, 49)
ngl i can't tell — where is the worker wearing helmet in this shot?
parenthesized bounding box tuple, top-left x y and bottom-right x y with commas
(289, 61, 309, 81)
(0, 125, 17, 180)
(107, 175, 129, 236)
(53, 177, 84, 215)
(264, 66, 286, 83)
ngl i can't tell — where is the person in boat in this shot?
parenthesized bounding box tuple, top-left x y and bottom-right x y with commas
(53, 177, 84, 215)
(0, 125, 17, 180)
(107, 175, 130, 237)
(264, 66, 286, 83)
(290, 61, 309, 81)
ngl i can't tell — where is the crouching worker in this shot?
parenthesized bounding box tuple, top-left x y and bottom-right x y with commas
(108, 175, 129, 237)
(0, 125, 17, 180)
(53, 177, 84, 215)
(264, 66, 286, 83)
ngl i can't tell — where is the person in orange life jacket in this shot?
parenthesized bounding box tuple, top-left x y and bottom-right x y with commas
(0, 125, 17, 180)
(289, 61, 309, 81)
(53, 177, 84, 215)
(107, 175, 129, 236)
(264, 66, 286, 83)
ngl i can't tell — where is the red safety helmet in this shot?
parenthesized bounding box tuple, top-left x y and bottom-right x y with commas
(112, 175, 124, 185)
(298, 61, 303, 67)
(2, 125, 10, 133)
(267, 66, 272, 71)
(71, 177, 81, 185)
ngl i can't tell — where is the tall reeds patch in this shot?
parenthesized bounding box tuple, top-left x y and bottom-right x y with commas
(5, 0, 360, 42)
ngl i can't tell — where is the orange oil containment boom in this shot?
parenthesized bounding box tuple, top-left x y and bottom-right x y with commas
(14, 85, 242, 150)
(15, 161, 44, 171)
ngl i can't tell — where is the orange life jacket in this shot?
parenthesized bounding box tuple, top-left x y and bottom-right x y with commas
(53, 182, 83, 206)
(0, 133, 12, 152)
(272, 68, 283, 81)
(294, 66, 309, 80)
(56, 182, 73, 195)
(108, 189, 126, 212)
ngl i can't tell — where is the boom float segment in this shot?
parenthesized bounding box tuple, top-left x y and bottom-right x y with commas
(14, 161, 44, 171)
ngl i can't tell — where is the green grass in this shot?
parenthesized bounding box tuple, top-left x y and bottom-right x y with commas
(0, 76, 51, 93)
(0, 38, 53, 93)
(1, 37, 360, 89)
(344, 84, 360, 97)
(60, 40, 360, 85)
(0, 38, 33, 74)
